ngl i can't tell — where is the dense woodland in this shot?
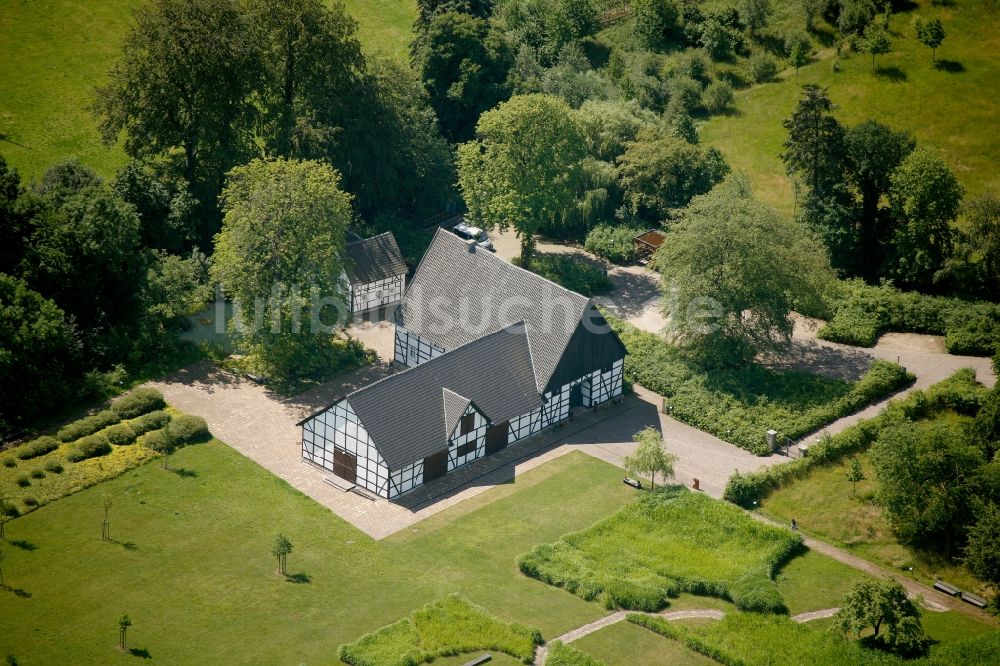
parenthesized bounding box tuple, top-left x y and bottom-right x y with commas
(1, 0, 999, 436)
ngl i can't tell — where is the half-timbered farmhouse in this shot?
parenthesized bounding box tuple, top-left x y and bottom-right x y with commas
(343, 231, 407, 313)
(301, 228, 627, 499)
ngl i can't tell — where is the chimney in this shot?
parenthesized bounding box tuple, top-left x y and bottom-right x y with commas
(466, 238, 476, 253)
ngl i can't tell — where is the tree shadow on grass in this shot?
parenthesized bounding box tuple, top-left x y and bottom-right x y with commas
(108, 539, 139, 551)
(8, 540, 37, 551)
(285, 572, 311, 584)
(934, 59, 965, 73)
(170, 467, 198, 478)
(129, 648, 152, 659)
(875, 66, 907, 82)
(3, 585, 32, 598)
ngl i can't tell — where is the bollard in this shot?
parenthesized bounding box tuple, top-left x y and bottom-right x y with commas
(693, 478, 700, 491)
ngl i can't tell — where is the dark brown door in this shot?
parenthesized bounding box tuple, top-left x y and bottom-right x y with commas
(485, 421, 509, 456)
(332, 448, 357, 483)
(422, 450, 448, 484)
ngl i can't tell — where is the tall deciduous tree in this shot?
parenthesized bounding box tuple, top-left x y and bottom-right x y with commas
(94, 0, 262, 239)
(656, 176, 834, 364)
(834, 579, 927, 656)
(739, 0, 772, 37)
(211, 159, 352, 380)
(886, 149, 963, 290)
(411, 11, 511, 142)
(859, 22, 892, 72)
(616, 133, 729, 220)
(457, 94, 587, 266)
(844, 120, 915, 277)
(964, 502, 1000, 586)
(624, 427, 677, 488)
(915, 18, 946, 63)
(633, 0, 680, 48)
(248, 0, 364, 160)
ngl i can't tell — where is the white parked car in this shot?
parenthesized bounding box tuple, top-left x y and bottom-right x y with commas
(451, 222, 495, 251)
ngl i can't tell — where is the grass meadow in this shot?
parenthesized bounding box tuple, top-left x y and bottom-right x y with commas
(0, 0, 416, 180)
(701, 0, 1000, 214)
(518, 487, 803, 613)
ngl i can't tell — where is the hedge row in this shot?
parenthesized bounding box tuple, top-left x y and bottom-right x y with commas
(583, 224, 644, 265)
(545, 641, 607, 666)
(111, 388, 166, 420)
(56, 409, 120, 443)
(66, 434, 113, 463)
(15, 436, 60, 460)
(817, 279, 1000, 355)
(626, 615, 747, 666)
(140, 415, 210, 454)
(610, 318, 914, 455)
(723, 369, 989, 507)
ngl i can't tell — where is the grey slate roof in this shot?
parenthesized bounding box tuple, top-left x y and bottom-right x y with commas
(395, 228, 591, 393)
(441, 388, 472, 438)
(345, 323, 541, 469)
(345, 232, 407, 285)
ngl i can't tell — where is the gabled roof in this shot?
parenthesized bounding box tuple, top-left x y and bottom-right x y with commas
(395, 228, 592, 393)
(344, 323, 541, 469)
(345, 231, 407, 285)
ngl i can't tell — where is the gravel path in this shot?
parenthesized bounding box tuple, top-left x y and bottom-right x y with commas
(791, 608, 840, 623)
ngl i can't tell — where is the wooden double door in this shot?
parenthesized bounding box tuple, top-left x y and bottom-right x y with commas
(485, 421, 509, 456)
(423, 450, 448, 484)
(332, 448, 357, 484)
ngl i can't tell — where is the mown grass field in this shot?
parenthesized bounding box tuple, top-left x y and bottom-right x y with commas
(761, 411, 994, 595)
(701, 0, 1000, 214)
(0, 0, 416, 180)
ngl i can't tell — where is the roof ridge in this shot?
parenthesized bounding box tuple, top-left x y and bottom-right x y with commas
(345, 320, 531, 400)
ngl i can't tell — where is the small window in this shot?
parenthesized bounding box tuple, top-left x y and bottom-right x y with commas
(456, 441, 476, 457)
(459, 413, 476, 435)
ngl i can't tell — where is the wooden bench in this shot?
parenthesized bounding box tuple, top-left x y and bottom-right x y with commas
(961, 592, 988, 608)
(933, 580, 961, 596)
(461, 655, 491, 666)
(623, 477, 642, 489)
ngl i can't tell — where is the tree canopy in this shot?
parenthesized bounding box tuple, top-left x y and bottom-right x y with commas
(457, 94, 587, 266)
(656, 176, 835, 364)
(624, 427, 677, 488)
(834, 578, 927, 656)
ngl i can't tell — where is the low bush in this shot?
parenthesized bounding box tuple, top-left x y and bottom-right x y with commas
(611, 318, 914, 455)
(530, 254, 613, 296)
(723, 370, 986, 507)
(132, 409, 171, 435)
(44, 460, 64, 474)
(546, 640, 606, 666)
(56, 410, 120, 443)
(15, 474, 30, 487)
(111, 387, 166, 419)
(518, 487, 801, 612)
(15, 436, 60, 460)
(745, 51, 779, 83)
(166, 414, 210, 444)
(818, 279, 1000, 355)
(30, 468, 45, 479)
(22, 496, 38, 507)
(1, 457, 15, 468)
(584, 224, 643, 265)
(104, 423, 138, 447)
(66, 434, 113, 462)
(141, 428, 174, 453)
(703, 81, 734, 113)
(338, 595, 541, 666)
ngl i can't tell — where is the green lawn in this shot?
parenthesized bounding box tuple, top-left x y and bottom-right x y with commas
(761, 411, 994, 596)
(0, 446, 633, 664)
(701, 0, 1000, 214)
(571, 621, 716, 666)
(0, 0, 416, 180)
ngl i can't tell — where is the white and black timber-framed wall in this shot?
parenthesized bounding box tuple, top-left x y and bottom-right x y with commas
(350, 274, 404, 313)
(394, 326, 445, 366)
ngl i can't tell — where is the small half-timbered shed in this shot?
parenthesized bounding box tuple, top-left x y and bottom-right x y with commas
(343, 232, 407, 313)
(300, 228, 627, 498)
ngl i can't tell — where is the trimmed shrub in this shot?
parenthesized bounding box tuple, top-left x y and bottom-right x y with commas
(2, 457, 16, 468)
(15, 474, 30, 487)
(166, 414, 210, 444)
(16, 435, 60, 460)
(44, 459, 64, 474)
(57, 410, 120, 443)
(30, 468, 45, 479)
(111, 387, 166, 419)
(584, 224, 642, 265)
(141, 428, 175, 454)
(22, 497, 38, 507)
(66, 434, 113, 462)
(104, 423, 138, 447)
(132, 409, 171, 436)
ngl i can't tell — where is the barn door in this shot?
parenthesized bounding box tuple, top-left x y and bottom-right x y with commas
(485, 421, 509, 455)
(332, 448, 357, 484)
(422, 450, 448, 484)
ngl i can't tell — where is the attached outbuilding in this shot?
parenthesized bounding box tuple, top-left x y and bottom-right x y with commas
(343, 231, 407, 314)
(300, 227, 627, 499)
